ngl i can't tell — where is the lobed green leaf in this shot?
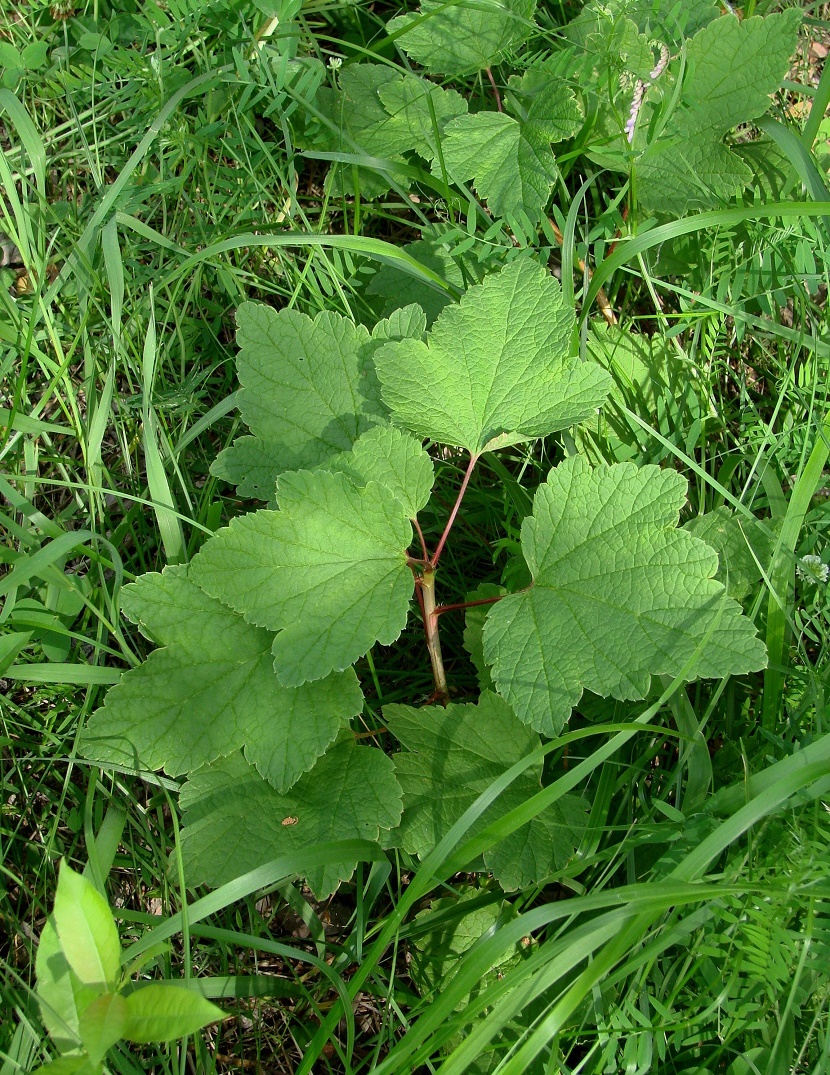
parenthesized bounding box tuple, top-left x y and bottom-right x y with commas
(375, 260, 612, 457)
(386, 693, 587, 889)
(191, 468, 415, 686)
(212, 302, 389, 500)
(82, 567, 363, 792)
(387, 0, 537, 75)
(179, 743, 402, 898)
(484, 456, 768, 734)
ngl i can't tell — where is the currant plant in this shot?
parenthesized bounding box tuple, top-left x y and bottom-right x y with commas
(82, 258, 766, 896)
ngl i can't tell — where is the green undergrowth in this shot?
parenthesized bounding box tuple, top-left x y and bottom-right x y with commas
(1, 0, 829, 1072)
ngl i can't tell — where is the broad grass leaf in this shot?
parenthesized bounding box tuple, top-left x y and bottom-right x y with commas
(179, 744, 402, 897)
(122, 985, 223, 1043)
(374, 260, 611, 456)
(385, 693, 586, 889)
(191, 469, 414, 686)
(387, 0, 537, 75)
(211, 303, 389, 500)
(82, 567, 362, 792)
(52, 863, 120, 991)
(483, 456, 768, 734)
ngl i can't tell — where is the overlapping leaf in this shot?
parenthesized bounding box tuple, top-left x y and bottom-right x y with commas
(211, 302, 390, 500)
(179, 743, 402, 898)
(638, 11, 801, 212)
(190, 468, 414, 686)
(366, 235, 482, 325)
(327, 424, 434, 519)
(386, 692, 586, 889)
(387, 0, 537, 75)
(565, 0, 719, 48)
(377, 72, 469, 162)
(439, 73, 582, 220)
(310, 65, 467, 195)
(82, 567, 363, 791)
(484, 456, 768, 734)
(684, 506, 776, 601)
(374, 259, 612, 456)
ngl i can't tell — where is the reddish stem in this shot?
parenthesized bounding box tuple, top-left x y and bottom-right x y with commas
(412, 515, 429, 562)
(485, 66, 503, 112)
(433, 593, 505, 618)
(431, 452, 478, 568)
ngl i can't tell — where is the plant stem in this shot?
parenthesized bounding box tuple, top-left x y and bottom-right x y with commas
(485, 66, 503, 112)
(434, 593, 505, 618)
(431, 451, 478, 568)
(412, 515, 429, 561)
(420, 570, 448, 703)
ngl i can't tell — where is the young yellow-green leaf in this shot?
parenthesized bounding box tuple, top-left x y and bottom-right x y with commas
(35, 919, 92, 1053)
(328, 425, 434, 519)
(122, 985, 223, 1043)
(179, 743, 402, 897)
(483, 456, 768, 734)
(684, 506, 776, 602)
(387, 0, 537, 75)
(638, 11, 801, 213)
(52, 863, 120, 991)
(385, 693, 586, 889)
(78, 993, 128, 1064)
(82, 567, 362, 792)
(211, 303, 384, 499)
(374, 260, 612, 456)
(191, 469, 414, 686)
(438, 79, 581, 220)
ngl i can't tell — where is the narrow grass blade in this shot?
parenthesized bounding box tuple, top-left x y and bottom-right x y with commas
(2, 664, 123, 684)
(141, 300, 185, 564)
(583, 201, 830, 319)
(0, 89, 46, 198)
(763, 409, 830, 729)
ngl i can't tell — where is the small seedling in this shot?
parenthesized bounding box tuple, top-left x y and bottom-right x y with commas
(32, 861, 223, 1074)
